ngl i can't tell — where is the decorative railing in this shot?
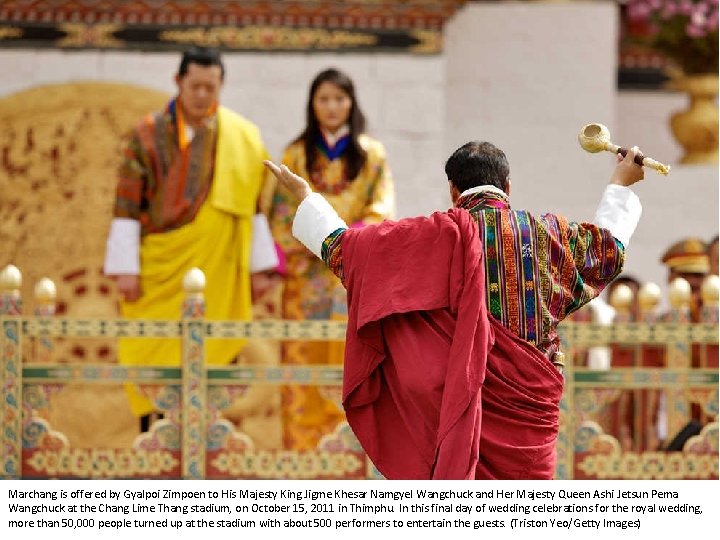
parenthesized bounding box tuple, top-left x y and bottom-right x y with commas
(1, 265, 718, 480)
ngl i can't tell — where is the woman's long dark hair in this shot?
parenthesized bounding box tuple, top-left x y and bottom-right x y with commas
(295, 68, 367, 182)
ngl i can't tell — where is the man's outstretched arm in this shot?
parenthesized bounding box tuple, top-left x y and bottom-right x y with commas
(552, 147, 645, 315)
(263, 161, 349, 279)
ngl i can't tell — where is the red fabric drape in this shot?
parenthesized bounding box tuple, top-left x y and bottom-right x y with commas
(340, 208, 563, 479)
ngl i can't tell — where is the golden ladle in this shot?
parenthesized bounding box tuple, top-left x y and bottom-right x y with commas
(578, 123, 671, 175)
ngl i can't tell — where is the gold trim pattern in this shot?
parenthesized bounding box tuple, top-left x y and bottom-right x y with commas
(159, 26, 378, 50)
(15, 318, 718, 342)
(25, 448, 179, 478)
(576, 421, 719, 479)
(210, 449, 364, 478)
(578, 451, 718, 479)
(575, 388, 622, 418)
(0, 27, 22, 40)
(409, 29, 442, 54)
(559, 322, 718, 344)
(57, 23, 123, 48)
(21, 318, 181, 338)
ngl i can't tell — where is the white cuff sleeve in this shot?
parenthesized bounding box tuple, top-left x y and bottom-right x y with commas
(250, 214, 279, 273)
(588, 297, 616, 325)
(104, 218, 140, 275)
(292, 193, 348, 259)
(592, 184, 642, 248)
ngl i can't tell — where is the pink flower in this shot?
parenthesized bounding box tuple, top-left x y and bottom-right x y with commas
(691, 11, 708, 26)
(707, 10, 719, 29)
(661, 1, 678, 19)
(686, 22, 707, 36)
(678, 0, 695, 15)
(628, 1, 652, 21)
(628, 0, 718, 73)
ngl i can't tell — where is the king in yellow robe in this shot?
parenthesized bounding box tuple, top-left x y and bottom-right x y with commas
(106, 99, 271, 417)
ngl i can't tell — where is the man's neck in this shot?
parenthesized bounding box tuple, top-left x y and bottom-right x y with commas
(454, 185, 510, 212)
(183, 112, 205, 130)
(178, 101, 214, 129)
(458, 185, 508, 200)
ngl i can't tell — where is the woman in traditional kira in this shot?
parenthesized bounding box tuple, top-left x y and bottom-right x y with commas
(268, 67, 395, 450)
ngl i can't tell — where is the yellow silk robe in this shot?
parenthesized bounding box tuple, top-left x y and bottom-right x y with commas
(118, 107, 270, 416)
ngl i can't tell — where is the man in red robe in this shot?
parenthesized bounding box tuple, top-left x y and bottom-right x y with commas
(264, 141, 644, 479)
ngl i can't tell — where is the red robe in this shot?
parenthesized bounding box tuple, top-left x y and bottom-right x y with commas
(339, 208, 564, 479)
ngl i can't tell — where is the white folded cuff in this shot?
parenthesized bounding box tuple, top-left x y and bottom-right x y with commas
(588, 297, 615, 325)
(104, 218, 140, 275)
(292, 193, 348, 259)
(592, 184, 642, 248)
(250, 213, 280, 273)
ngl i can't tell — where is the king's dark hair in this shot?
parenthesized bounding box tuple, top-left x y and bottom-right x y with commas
(178, 47, 225, 79)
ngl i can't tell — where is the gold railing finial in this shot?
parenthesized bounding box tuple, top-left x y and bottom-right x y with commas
(638, 281, 661, 315)
(701, 274, 719, 307)
(183, 267, 206, 296)
(0, 264, 22, 292)
(34, 277, 57, 304)
(609, 283, 634, 313)
(33, 277, 57, 317)
(669, 277, 692, 308)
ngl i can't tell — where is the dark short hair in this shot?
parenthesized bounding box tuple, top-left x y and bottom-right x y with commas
(178, 47, 225, 79)
(445, 141, 510, 193)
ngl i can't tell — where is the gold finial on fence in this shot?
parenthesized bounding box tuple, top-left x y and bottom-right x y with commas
(637, 282, 661, 318)
(183, 267, 206, 297)
(34, 277, 57, 315)
(34, 277, 57, 302)
(668, 277, 692, 308)
(1, 265, 23, 314)
(0, 264, 22, 293)
(182, 267, 206, 318)
(609, 283, 633, 313)
(701, 275, 719, 307)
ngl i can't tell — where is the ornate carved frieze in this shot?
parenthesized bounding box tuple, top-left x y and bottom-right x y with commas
(0, 0, 466, 53)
